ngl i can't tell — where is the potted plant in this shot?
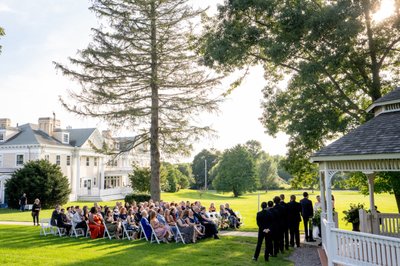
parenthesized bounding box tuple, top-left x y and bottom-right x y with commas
(343, 203, 365, 231)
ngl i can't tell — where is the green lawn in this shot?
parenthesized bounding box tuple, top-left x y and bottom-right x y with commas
(0, 225, 293, 266)
(0, 189, 398, 231)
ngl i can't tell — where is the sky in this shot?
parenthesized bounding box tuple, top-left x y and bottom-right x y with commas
(0, 0, 290, 161)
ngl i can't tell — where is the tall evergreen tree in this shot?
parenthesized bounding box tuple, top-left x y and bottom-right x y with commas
(55, 0, 222, 201)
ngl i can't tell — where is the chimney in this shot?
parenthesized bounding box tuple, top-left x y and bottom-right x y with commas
(38, 117, 61, 136)
(0, 118, 11, 129)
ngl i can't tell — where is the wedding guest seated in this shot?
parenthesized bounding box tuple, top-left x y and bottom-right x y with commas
(126, 209, 140, 238)
(51, 205, 61, 227)
(149, 210, 172, 242)
(88, 206, 105, 239)
(185, 208, 204, 235)
(82, 206, 89, 221)
(225, 203, 241, 228)
(164, 208, 178, 236)
(209, 202, 217, 212)
(72, 207, 88, 236)
(176, 210, 196, 243)
(119, 207, 128, 221)
(219, 204, 230, 229)
(194, 206, 219, 239)
(140, 210, 152, 240)
(57, 208, 72, 235)
(105, 209, 121, 239)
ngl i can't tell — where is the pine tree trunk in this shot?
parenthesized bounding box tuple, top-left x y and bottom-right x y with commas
(149, 0, 161, 201)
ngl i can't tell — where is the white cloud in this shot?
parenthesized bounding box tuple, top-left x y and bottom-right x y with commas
(0, 3, 12, 13)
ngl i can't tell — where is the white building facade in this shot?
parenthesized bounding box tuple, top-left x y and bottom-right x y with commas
(0, 117, 149, 204)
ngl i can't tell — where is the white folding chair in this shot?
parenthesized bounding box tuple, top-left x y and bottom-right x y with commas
(139, 221, 149, 241)
(85, 221, 91, 238)
(149, 223, 161, 244)
(173, 226, 186, 244)
(121, 221, 135, 240)
(40, 218, 54, 236)
(71, 221, 85, 237)
(54, 219, 66, 237)
(103, 220, 115, 240)
(235, 211, 244, 226)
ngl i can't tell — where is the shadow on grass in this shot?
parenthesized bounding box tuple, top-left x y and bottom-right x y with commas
(0, 225, 293, 266)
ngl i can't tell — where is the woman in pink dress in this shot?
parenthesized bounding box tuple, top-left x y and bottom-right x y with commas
(149, 210, 171, 242)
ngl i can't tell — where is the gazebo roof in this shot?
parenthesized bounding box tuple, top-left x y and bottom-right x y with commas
(311, 87, 400, 163)
(311, 111, 400, 162)
(366, 87, 400, 112)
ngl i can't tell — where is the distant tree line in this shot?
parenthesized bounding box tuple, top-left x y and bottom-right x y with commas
(130, 140, 292, 197)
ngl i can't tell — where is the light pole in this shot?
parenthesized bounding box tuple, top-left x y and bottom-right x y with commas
(204, 159, 207, 190)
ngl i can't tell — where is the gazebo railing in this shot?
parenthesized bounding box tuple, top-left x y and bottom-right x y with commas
(330, 227, 400, 266)
(378, 213, 400, 237)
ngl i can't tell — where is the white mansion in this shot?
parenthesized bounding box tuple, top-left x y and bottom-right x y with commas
(0, 116, 148, 204)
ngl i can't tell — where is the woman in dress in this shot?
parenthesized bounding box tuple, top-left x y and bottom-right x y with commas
(185, 208, 205, 235)
(149, 210, 171, 242)
(31, 198, 41, 226)
(176, 210, 196, 243)
(105, 209, 121, 239)
(88, 206, 105, 239)
(209, 202, 216, 212)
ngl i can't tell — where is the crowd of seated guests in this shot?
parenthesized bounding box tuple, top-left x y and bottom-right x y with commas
(48, 200, 241, 243)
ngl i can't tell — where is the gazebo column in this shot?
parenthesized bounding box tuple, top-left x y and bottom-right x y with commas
(323, 164, 336, 266)
(319, 170, 326, 218)
(366, 172, 378, 234)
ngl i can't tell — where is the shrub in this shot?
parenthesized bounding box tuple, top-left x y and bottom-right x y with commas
(5, 160, 71, 209)
(343, 203, 365, 224)
(125, 193, 151, 203)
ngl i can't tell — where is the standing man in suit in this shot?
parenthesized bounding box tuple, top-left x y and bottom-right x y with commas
(300, 192, 315, 242)
(279, 194, 289, 250)
(253, 202, 274, 262)
(273, 196, 285, 254)
(287, 195, 302, 248)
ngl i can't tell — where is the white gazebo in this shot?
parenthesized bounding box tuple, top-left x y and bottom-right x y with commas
(311, 87, 400, 266)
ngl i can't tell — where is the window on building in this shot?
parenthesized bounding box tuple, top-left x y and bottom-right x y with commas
(104, 176, 122, 189)
(66, 156, 71, 166)
(62, 133, 69, 144)
(56, 155, 61, 165)
(86, 157, 90, 166)
(44, 155, 49, 161)
(94, 157, 97, 166)
(16, 154, 24, 166)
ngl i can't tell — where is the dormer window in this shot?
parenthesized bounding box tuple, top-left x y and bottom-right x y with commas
(62, 133, 69, 144)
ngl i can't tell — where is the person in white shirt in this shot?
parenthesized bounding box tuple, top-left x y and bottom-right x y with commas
(314, 195, 322, 212)
(72, 207, 87, 236)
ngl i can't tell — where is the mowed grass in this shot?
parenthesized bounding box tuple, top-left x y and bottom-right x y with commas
(0, 225, 293, 266)
(0, 189, 398, 231)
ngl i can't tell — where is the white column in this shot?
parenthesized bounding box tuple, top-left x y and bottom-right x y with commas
(75, 150, 80, 200)
(366, 172, 378, 234)
(320, 170, 326, 217)
(323, 164, 336, 266)
(100, 157, 105, 190)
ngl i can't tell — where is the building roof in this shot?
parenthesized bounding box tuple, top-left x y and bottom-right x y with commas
(311, 111, 400, 161)
(67, 128, 96, 147)
(0, 124, 67, 147)
(0, 124, 96, 148)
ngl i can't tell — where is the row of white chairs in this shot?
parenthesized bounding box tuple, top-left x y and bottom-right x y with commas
(39, 217, 187, 244)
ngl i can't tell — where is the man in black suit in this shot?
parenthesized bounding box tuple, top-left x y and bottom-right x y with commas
(279, 194, 289, 250)
(287, 195, 302, 248)
(253, 202, 274, 262)
(272, 196, 285, 254)
(300, 192, 315, 242)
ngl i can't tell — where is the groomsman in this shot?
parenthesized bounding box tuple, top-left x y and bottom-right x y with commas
(279, 194, 289, 250)
(300, 192, 315, 242)
(287, 195, 302, 248)
(253, 202, 274, 262)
